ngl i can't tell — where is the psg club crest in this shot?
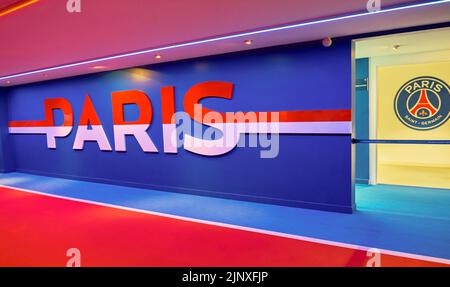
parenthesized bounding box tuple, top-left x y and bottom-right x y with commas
(394, 76, 450, 130)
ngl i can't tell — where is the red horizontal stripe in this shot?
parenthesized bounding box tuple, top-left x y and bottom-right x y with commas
(200, 109, 352, 124)
(8, 120, 53, 127)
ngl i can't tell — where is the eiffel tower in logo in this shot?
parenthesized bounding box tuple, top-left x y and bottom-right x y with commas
(409, 89, 438, 118)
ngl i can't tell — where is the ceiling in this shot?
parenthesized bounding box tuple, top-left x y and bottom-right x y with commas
(0, 0, 21, 9)
(355, 27, 450, 58)
(1, 0, 450, 86)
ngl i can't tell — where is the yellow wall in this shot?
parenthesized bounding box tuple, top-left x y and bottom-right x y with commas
(376, 60, 450, 189)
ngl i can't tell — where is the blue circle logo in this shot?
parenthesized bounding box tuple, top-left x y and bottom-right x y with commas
(394, 76, 450, 130)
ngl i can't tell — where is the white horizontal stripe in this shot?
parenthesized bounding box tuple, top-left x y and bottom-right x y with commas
(209, 121, 352, 134)
(9, 126, 72, 134)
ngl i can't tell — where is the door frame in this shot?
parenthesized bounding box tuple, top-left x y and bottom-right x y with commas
(353, 28, 450, 186)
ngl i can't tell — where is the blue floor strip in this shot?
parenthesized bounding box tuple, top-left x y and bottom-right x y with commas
(0, 172, 449, 259)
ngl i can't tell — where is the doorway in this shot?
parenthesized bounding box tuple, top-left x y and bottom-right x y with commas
(353, 27, 450, 214)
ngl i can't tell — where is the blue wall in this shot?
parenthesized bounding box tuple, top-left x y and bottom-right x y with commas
(0, 89, 6, 172)
(0, 89, 15, 172)
(3, 40, 353, 212)
(355, 58, 370, 184)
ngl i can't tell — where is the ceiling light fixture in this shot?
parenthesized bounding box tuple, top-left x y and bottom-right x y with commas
(155, 54, 162, 59)
(392, 44, 401, 51)
(0, 0, 449, 82)
(244, 39, 253, 45)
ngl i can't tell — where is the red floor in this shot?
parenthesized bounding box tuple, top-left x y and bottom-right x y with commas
(0, 186, 448, 267)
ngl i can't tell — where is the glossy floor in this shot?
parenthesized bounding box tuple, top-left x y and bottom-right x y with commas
(0, 172, 449, 261)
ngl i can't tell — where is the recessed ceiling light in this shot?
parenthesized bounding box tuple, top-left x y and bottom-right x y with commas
(6, 80, 11, 84)
(91, 65, 106, 70)
(155, 54, 162, 59)
(244, 39, 253, 45)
